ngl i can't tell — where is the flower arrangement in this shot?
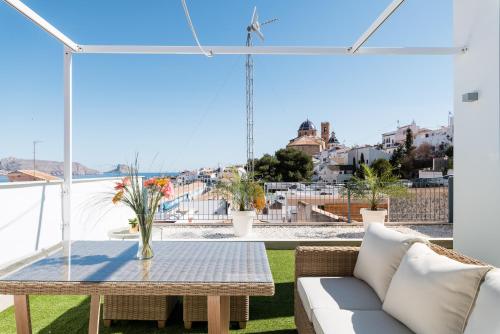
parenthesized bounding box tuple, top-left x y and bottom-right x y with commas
(112, 160, 173, 259)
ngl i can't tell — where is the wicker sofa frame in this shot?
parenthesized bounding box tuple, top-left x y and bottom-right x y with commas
(294, 243, 486, 334)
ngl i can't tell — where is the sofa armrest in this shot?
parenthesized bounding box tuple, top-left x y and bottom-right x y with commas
(295, 246, 359, 279)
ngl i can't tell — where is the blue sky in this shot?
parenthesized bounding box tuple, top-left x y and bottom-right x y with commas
(0, 0, 453, 172)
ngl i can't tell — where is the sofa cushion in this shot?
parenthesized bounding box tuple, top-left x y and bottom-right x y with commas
(353, 223, 426, 301)
(297, 277, 381, 321)
(312, 309, 413, 334)
(383, 243, 491, 334)
(465, 269, 500, 334)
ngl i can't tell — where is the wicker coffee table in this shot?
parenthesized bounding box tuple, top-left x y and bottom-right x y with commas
(0, 240, 275, 334)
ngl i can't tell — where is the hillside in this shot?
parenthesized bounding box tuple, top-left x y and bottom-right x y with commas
(0, 157, 100, 176)
(105, 164, 130, 174)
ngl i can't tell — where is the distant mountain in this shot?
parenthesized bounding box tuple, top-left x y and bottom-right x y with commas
(105, 164, 130, 174)
(0, 157, 100, 176)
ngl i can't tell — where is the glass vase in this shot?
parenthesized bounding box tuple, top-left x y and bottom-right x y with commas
(137, 214, 154, 260)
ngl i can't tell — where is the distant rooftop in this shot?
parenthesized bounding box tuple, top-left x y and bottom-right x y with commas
(7, 170, 60, 182)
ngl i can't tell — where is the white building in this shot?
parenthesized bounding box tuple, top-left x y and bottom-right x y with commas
(381, 121, 419, 154)
(414, 115, 454, 150)
(382, 117, 454, 155)
(313, 147, 352, 183)
(348, 145, 391, 168)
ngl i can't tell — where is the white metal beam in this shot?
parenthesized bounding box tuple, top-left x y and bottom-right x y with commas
(62, 47, 72, 261)
(350, 0, 405, 53)
(2, 0, 80, 51)
(79, 45, 464, 56)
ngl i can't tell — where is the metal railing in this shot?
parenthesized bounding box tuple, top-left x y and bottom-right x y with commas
(154, 177, 451, 223)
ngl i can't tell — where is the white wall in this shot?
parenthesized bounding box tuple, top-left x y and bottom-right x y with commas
(0, 178, 133, 267)
(0, 178, 134, 311)
(454, 0, 500, 266)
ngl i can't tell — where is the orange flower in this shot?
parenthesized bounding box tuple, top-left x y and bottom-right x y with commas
(155, 178, 168, 187)
(144, 178, 156, 187)
(112, 190, 124, 204)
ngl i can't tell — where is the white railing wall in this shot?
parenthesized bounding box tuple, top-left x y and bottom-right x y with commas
(0, 177, 134, 311)
(0, 178, 133, 268)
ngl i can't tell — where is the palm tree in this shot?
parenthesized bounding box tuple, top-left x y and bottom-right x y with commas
(347, 164, 407, 211)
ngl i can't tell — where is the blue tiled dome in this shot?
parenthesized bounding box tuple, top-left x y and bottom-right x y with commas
(299, 119, 316, 131)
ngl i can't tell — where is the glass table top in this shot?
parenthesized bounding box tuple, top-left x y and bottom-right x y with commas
(0, 241, 273, 284)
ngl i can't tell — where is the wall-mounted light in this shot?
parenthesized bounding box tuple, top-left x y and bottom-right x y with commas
(462, 92, 479, 102)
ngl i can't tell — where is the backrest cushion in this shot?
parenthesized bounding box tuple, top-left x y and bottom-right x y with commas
(353, 223, 426, 301)
(383, 243, 491, 334)
(464, 269, 500, 334)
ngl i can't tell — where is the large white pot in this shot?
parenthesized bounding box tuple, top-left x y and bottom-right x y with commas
(232, 210, 255, 237)
(360, 208, 387, 230)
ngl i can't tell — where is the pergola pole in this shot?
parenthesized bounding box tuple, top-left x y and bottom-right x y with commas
(62, 47, 73, 257)
(349, 0, 406, 53)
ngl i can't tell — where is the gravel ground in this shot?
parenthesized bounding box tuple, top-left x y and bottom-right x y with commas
(151, 224, 452, 240)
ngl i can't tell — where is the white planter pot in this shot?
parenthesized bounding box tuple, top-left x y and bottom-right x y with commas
(360, 208, 387, 229)
(231, 210, 255, 237)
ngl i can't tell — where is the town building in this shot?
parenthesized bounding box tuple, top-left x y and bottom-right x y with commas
(313, 147, 353, 183)
(381, 121, 418, 154)
(414, 116, 454, 151)
(348, 145, 391, 169)
(287, 119, 325, 156)
(381, 116, 454, 154)
(287, 119, 342, 157)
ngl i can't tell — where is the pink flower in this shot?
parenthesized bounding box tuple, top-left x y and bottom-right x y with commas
(161, 181, 174, 198)
(122, 177, 131, 186)
(115, 177, 131, 190)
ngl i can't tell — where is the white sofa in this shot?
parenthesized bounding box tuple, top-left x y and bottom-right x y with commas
(295, 224, 499, 334)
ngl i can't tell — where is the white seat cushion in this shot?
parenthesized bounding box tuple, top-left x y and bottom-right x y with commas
(353, 223, 426, 301)
(465, 269, 500, 334)
(312, 309, 413, 334)
(297, 277, 381, 321)
(383, 243, 491, 334)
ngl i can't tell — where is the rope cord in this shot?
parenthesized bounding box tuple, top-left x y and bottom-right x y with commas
(181, 0, 213, 57)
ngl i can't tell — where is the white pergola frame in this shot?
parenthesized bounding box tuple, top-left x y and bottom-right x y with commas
(3, 0, 466, 245)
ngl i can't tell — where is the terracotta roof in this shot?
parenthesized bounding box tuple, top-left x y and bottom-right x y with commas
(288, 136, 323, 146)
(8, 170, 60, 182)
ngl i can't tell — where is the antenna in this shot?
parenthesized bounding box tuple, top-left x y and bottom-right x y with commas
(245, 7, 277, 176)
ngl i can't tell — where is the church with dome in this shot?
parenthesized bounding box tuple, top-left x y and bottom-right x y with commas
(286, 119, 341, 156)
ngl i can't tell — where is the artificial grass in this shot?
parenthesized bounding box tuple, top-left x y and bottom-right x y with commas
(0, 250, 296, 333)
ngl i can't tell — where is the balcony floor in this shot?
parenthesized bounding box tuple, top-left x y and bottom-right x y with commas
(0, 250, 295, 333)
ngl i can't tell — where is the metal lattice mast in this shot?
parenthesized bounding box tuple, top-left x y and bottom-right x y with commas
(246, 33, 254, 175)
(245, 7, 277, 176)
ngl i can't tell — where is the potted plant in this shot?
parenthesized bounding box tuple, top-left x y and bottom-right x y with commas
(128, 217, 139, 233)
(347, 164, 407, 228)
(216, 169, 265, 237)
(112, 159, 173, 259)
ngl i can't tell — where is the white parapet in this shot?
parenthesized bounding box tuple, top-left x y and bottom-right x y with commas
(0, 178, 134, 269)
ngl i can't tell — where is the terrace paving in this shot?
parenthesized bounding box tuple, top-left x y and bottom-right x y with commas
(151, 223, 452, 241)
